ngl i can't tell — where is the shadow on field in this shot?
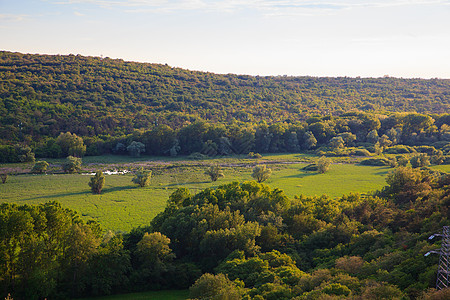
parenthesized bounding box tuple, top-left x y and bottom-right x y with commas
(283, 172, 316, 179)
(21, 191, 90, 201)
(102, 185, 135, 194)
(165, 181, 210, 187)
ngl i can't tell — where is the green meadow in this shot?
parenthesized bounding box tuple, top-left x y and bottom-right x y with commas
(1, 154, 395, 232)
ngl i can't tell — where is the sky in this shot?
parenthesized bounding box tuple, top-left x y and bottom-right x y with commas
(1, 0, 450, 78)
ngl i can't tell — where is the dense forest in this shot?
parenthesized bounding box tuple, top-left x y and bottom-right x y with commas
(1, 50, 449, 144)
(1, 168, 449, 299)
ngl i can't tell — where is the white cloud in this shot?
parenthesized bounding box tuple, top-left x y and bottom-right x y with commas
(51, 0, 450, 13)
(0, 13, 29, 22)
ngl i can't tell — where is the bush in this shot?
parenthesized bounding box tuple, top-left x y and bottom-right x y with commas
(317, 156, 332, 173)
(188, 152, 208, 160)
(31, 161, 49, 174)
(1, 173, 8, 184)
(252, 165, 272, 183)
(89, 171, 105, 194)
(132, 168, 152, 187)
(397, 156, 409, 167)
(0, 145, 18, 163)
(189, 273, 243, 300)
(62, 156, 82, 173)
(247, 152, 262, 159)
(384, 145, 416, 154)
(360, 158, 390, 166)
(204, 165, 225, 182)
(410, 154, 430, 168)
(302, 164, 318, 171)
(414, 145, 437, 155)
(127, 141, 145, 157)
(350, 148, 372, 157)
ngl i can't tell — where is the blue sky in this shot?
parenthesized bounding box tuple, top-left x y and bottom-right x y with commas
(1, 0, 449, 78)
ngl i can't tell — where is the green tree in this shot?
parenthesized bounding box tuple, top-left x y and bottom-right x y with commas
(252, 165, 272, 183)
(132, 168, 151, 187)
(16, 145, 35, 162)
(89, 171, 105, 194)
(127, 141, 145, 157)
(367, 129, 379, 143)
(62, 156, 82, 173)
(329, 136, 345, 149)
(31, 161, 49, 174)
(410, 153, 430, 168)
(204, 165, 225, 182)
(189, 273, 243, 300)
(136, 232, 175, 266)
(56, 132, 86, 157)
(317, 156, 332, 173)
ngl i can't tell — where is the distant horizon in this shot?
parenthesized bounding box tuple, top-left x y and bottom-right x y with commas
(1, 0, 449, 80)
(2, 49, 449, 81)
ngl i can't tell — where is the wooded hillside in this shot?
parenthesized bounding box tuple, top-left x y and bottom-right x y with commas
(1, 51, 449, 144)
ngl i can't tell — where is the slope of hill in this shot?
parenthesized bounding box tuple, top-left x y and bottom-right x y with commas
(1, 51, 449, 143)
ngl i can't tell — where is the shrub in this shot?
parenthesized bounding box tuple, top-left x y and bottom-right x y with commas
(89, 171, 105, 194)
(31, 161, 49, 174)
(414, 145, 437, 155)
(252, 165, 272, 183)
(127, 141, 145, 157)
(302, 164, 318, 171)
(62, 156, 82, 173)
(1, 173, 8, 184)
(189, 273, 243, 300)
(317, 156, 332, 173)
(132, 168, 152, 187)
(410, 154, 430, 168)
(350, 148, 372, 157)
(397, 156, 409, 167)
(204, 165, 225, 182)
(247, 152, 262, 159)
(384, 145, 415, 154)
(188, 152, 208, 160)
(360, 158, 390, 166)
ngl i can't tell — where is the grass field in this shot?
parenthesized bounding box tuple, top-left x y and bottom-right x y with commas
(1, 153, 396, 232)
(78, 289, 189, 300)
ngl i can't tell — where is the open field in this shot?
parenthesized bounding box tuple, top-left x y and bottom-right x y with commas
(0, 154, 398, 232)
(78, 289, 189, 300)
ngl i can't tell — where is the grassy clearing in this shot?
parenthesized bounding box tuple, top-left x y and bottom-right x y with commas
(1, 155, 392, 232)
(78, 289, 189, 300)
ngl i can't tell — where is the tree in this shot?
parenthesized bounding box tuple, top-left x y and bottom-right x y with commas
(329, 136, 345, 149)
(303, 131, 317, 149)
(89, 171, 105, 194)
(56, 132, 86, 157)
(189, 273, 243, 300)
(366, 129, 379, 143)
(1, 173, 8, 184)
(204, 165, 225, 182)
(132, 168, 151, 187)
(31, 161, 49, 174)
(252, 165, 272, 183)
(136, 232, 175, 265)
(127, 141, 145, 157)
(410, 154, 430, 168)
(317, 156, 332, 173)
(62, 156, 82, 173)
(16, 145, 35, 162)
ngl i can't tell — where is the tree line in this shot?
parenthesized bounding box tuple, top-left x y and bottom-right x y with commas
(1, 111, 449, 163)
(1, 167, 449, 299)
